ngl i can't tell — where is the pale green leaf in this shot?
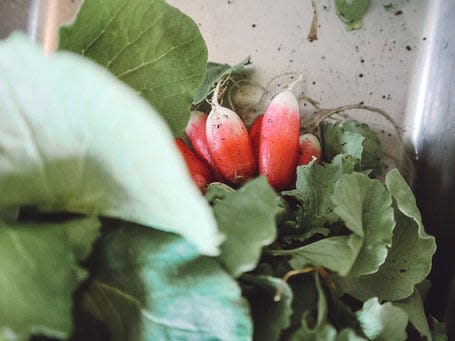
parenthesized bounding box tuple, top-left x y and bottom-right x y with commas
(0, 34, 220, 256)
(242, 275, 293, 341)
(77, 221, 252, 341)
(283, 155, 357, 229)
(335, 0, 371, 31)
(212, 177, 280, 277)
(332, 173, 394, 276)
(321, 120, 382, 177)
(59, 0, 208, 135)
(193, 56, 252, 104)
(356, 297, 408, 341)
(0, 217, 100, 341)
(273, 235, 361, 276)
(338, 170, 436, 301)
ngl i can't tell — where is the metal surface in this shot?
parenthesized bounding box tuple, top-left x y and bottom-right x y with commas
(405, 0, 455, 331)
(0, 0, 453, 328)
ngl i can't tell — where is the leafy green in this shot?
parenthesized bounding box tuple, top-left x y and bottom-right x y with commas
(356, 298, 408, 341)
(59, 0, 208, 136)
(395, 288, 432, 340)
(0, 34, 220, 256)
(338, 170, 436, 301)
(77, 221, 252, 341)
(276, 172, 394, 277)
(0, 217, 100, 341)
(212, 177, 280, 277)
(332, 173, 394, 276)
(272, 235, 361, 276)
(204, 182, 235, 204)
(335, 0, 371, 31)
(193, 56, 252, 104)
(321, 120, 382, 177)
(242, 275, 293, 341)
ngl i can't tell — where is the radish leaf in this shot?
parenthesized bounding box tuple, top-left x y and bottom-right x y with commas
(0, 34, 220, 256)
(59, 0, 208, 136)
(75, 221, 252, 341)
(0, 217, 100, 341)
(211, 177, 280, 277)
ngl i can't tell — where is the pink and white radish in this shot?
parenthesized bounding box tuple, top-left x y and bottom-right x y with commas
(297, 133, 322, 166)
(175, 138, 212, 192)
(206, 82, 256, 185)
(185, 111, 224, 181)
(258, 77, 302, 191)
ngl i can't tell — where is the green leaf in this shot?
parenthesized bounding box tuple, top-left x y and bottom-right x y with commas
(338, 170, 436, 301)
(59, 0, 208, 136)
(242, 275, 293, 341)
(321, 120, 382, 177)
(321, 122, 364, 164)
(335, 0, 371, 31)
(204, 182, 235, 205)
(193, 56, 252, 104)
(337, 328, 367, 341)
(283, 155, 357, 229)
(0, 217, 100, 341)
(332, 173, 394, 276)
(0, 34, 220, 256)
(341, 120, 383, 177)
(212, 177, 280, 277)
(77, 221, 252, 341)
(290, 274, 331, 340)
(273, 235, 361, 276)
(356, 297, 408, 341)
(395, 288, 432, 340)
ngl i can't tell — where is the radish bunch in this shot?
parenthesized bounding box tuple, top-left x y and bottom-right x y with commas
(177, 81, 322, 192)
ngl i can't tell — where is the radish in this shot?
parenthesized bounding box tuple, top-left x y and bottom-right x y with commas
(175, 138, 212, 192)
(206, 82, 256, 185)
(258, 78, 302, 191)
(249, 114, 264, 163)
(297, 133, 322, 165)
(185, 111, 224, 181)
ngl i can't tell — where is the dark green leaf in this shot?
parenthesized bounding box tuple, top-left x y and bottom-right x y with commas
(59, 0, 208, 135)
(213, 177, 280, 277)
(395, 288, 431, 340)
(356, 298, 408, 341)
(0, 34, 220, 256)
(289, 274, 330, 340)
(193, 56, 252, 104)
(0, 217, 100, 341)
(77, 222, 252, 341)
(242, 275, 293, 341)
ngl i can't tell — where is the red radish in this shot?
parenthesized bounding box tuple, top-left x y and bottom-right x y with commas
(258, 78, 302, 191)
(185, 111, 224, 181)
(297, 133, 322, 166)
(249, 114, 263, 162)
(206, 83, 256, 185)
(175, 138, 212, 192)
